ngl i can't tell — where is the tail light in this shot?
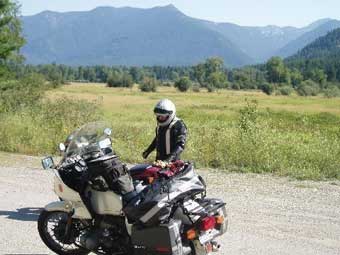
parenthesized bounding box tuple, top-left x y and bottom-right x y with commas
(155, 247, 170, 253)
(215, 215, 224, 224)
(186, 228, 197, 240)
(200, 216, 216, 231)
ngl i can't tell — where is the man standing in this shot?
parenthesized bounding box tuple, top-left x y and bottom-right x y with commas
(142, 99, 187, 162)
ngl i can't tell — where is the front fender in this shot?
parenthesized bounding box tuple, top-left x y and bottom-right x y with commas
(45, 201, 73, 213)
(45, 201, 92, 219)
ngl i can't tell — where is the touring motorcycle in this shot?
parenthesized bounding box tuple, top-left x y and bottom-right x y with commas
(38, 122, 228, 255)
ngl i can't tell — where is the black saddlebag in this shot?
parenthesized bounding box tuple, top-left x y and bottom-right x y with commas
(87, 156, 134, 195)
(132, 220, 191, 255)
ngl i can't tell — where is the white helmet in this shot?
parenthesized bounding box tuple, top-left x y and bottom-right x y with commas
(154, 99, 176, 126)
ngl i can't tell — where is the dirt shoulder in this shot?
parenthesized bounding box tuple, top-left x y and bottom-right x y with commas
(0, 153, 339, 254)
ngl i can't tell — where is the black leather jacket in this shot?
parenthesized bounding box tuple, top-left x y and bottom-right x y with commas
(144, 118, 187, 161)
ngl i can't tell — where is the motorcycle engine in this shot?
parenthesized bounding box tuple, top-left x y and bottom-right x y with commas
(79, 216, 129, 253)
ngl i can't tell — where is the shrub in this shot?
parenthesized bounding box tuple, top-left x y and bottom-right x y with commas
(192, 85, 200, 92)
(0, 73, 46, 113)
(260, 82, 274, 95)
(174, 76, 192, 92)
(323, 86, 340, 98)
(139, 77, 159, 92)
(107, 72, 133, 88)
(231, 82, 241, 90)
(278, 85, 294, 96)
(239, 99, 258, 134)
(296, 80, 320, 96)
(206, 84, 216, 92)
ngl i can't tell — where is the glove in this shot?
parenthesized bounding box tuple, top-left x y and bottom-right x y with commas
(153, 160, 169, 169)
(142, 150, 149, 159)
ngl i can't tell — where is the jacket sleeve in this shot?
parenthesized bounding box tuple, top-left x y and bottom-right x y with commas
(145, 137, 157, 154)
(144, 127, 158, 155)
(168, 121, 187, 161)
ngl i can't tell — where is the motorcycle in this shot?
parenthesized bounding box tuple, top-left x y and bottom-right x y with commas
(38, 122, 228, 255)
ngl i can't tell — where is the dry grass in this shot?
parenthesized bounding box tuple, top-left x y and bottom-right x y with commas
(49, 83, 340, 116)
(5, 82, 339, 180)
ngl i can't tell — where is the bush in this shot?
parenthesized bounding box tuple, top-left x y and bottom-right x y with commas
(323, 85, 340, 98)
(139, 77, 159, 92)
(0, 73, 46, 113)
(296, 80, 320, 96)
(260, 82, 274, 95)
(206, 84, 216, 92)
(231, 82, 241, 90)
(278, 85, 294, 96)
(174, 76, 192, 92)
(192, 85, 200, 92)
(107, 72, 133, 88)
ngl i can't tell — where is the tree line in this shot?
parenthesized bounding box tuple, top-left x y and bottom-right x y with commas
(10, 55, 340, 97)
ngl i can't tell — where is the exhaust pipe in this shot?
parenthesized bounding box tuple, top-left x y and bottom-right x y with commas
(211, 241, 221, 252)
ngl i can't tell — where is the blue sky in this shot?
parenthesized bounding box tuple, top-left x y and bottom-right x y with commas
(17, 0, 340, 27)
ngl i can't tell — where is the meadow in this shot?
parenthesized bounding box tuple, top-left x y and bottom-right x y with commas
(2, 83, 340, 180)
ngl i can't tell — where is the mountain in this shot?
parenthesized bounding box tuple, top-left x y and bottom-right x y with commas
(204, 22, 303, 62)
(21, 5, 252, 67)
(276, 19, 340, 58)
(287, 27, 340, 61)
(20, 5, 340, 67)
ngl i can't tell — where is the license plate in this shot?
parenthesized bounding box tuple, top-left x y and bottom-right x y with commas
(198, 229, 219, 244)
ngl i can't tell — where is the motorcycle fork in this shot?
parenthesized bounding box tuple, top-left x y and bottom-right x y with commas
(63, 210, 75, 241)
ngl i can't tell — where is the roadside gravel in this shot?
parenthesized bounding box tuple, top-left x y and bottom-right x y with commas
(0, 153, 339, 254)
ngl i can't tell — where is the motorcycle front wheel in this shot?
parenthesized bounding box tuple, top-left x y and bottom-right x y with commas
(38, 210, 89, 255)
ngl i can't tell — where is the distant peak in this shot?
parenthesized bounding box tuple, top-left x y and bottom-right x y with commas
(36, 10, 58, 16)
(152, 4, 180, 12)
(306, 18, 337, 30)
(164, 4, 177, 9)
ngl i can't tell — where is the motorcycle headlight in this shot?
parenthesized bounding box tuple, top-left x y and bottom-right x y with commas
(99, 138, 111, 149)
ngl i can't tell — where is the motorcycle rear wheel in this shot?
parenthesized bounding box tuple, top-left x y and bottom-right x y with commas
(38, 209, 89, 255)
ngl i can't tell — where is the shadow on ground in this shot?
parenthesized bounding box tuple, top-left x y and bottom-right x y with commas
(0, 207, 42, 221)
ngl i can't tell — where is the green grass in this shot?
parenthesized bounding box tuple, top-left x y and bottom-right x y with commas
(2, 83, 340, 180)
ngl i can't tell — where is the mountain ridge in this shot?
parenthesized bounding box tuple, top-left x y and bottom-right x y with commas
(20, 5, 340, 66)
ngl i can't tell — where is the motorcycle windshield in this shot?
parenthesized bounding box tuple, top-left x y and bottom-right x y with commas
(65, 122, 112, 157)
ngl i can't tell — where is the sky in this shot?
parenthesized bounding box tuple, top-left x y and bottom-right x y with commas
(17, 0, 340, 28)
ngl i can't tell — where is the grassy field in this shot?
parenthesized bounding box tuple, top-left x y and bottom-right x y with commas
(45, 83, 340, 180)
(1, 82, 340, 180)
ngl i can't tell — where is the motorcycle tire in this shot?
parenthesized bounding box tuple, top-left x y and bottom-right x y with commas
(37, 209, 89, 255)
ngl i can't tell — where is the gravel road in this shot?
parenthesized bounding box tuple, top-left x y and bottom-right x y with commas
(0, 153, 340, 255)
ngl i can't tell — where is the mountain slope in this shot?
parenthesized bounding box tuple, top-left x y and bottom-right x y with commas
(204, 22, 304, 62)
(287, 27, 340, 61)
(277, 20, 340, 58)
(21, 5, 253, 67)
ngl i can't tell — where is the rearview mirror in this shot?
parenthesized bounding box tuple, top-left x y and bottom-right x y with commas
(42, 156, 55, 170)
(59, 143, 66, 152)
(104, 128, 112, 136)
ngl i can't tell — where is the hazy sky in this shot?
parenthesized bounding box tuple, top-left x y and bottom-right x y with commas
(17, 0, 340, 27)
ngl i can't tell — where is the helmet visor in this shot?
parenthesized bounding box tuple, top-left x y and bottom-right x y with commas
(154, 107, 173, 115)
(155, 113, 170, 123)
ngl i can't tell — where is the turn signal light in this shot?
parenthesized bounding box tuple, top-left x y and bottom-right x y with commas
(147, 177, 155, 184)
(200, 216, 216, 231)
(215, 215, 224, 224)
(58, 184, 64, 193)
(186, 228, 197, 240)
